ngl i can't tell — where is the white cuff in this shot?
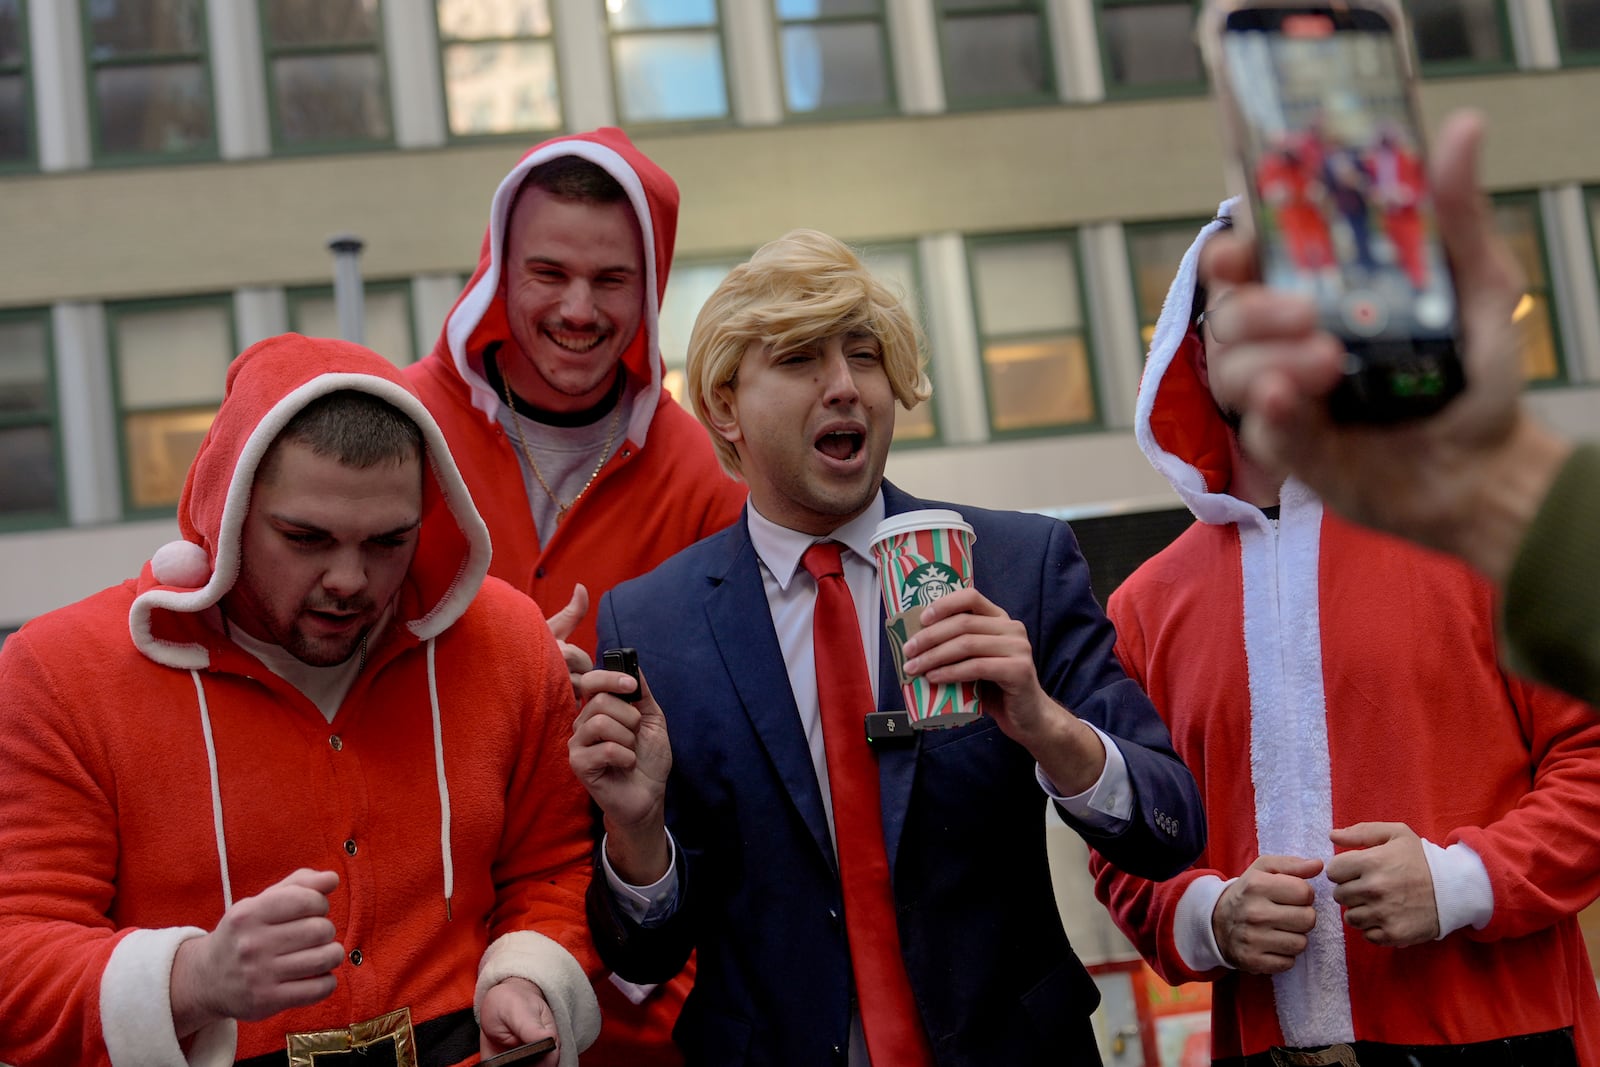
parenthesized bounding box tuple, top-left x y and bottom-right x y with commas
(1036, 724, 1133, 830)
(601, 829, 680, 925)
(1175, 875, 1235, 973)
(101, 926, 237, 1067)
(1422, 838, 1493, 938)
(477, 931, 602, 1066)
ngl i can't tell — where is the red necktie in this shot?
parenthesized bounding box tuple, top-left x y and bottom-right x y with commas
(801, 541, 936, 1067)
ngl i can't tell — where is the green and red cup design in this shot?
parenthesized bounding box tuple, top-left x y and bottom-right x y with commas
(870, 509, 980, 730)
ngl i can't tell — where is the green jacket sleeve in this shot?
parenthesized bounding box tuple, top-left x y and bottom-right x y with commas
(1503, 441, 1600, 705)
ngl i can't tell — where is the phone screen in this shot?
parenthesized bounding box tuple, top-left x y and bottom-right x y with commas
(1220, 5, 1463, 419)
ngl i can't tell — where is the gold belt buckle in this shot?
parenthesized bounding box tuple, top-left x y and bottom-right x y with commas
(1269, 1044, 1359, 1067)
(286, 1006, 418, 1067)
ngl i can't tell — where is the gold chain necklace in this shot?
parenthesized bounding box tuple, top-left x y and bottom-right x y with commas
(500, 365, 622, 523)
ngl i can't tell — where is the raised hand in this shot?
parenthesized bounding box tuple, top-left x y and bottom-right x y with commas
(1211, 854, 1323, 974)
(170, 868, 344, 1036)
(569, 666, 672, 885)
(1328, 822, 1440, 947)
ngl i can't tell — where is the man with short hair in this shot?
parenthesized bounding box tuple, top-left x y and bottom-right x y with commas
(0, 334, 598, 1066)
(1093, 198, 1600, 1064)
(406, 125, 743, 1066)
(570, 228, 1204, 1065)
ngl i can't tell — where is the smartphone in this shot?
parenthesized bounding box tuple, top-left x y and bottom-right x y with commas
(1198, 0, 1465, 422)
(601, 647, 641, 703)
(480, 1037, 558, 1066)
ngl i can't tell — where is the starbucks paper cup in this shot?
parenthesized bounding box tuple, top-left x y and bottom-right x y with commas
(870, 509, 981, 730)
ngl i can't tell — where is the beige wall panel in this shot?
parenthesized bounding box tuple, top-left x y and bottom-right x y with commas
(3, 70, 1599, 309)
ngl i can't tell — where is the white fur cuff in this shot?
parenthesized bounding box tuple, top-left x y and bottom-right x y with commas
(101, 926, 238, 1067)
(1175, 874, 1234, 974)
(477, 931, 600, 1067)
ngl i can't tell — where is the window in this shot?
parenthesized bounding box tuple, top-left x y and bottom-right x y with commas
(1125, 218, 1211, 350)
(936, 0, 1053, 107)
(1096, 1, 1205, 97)
(1493, 194, 1562, 384)
(287, 281, 418, 366)
(858, 243, 936, 444)
(1402, 0, 1511, 73)
(0, 0, 31, 168)
(657, 244, 936, 445)
(774, 0, 894, 117)
(1553, 0, 1600, 62)
(966, 234, 1097, 434)
(0, 309, 62, 527)
(436, 0, 561, 137)
(107, 296, 236, 513)
(82, 0, 216, 161)
(260, 0, 391, 149)
(607, 0, 729, 124)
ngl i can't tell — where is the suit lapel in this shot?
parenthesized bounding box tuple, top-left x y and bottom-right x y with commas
(875, 482, 923, 873)
(704, 522, 836, 870)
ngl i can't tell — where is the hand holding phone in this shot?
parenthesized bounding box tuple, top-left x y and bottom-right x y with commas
(1198, 0, 1465, 423)
(480, 1037, 558, 1066)
(601, 647, 642, 703)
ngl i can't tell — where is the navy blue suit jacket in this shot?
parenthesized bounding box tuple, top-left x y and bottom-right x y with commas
(590, 482, 1203, 1066)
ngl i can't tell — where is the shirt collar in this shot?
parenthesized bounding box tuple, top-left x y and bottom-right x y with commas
(747, 490, 888, 591)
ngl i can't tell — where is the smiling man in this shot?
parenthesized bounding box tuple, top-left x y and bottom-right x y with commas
(568, 229, 1205, 1066)
(0, 334, 600, 1066)
(406, 125, 744, 1067)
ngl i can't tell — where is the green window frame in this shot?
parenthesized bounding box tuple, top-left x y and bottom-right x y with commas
(0, 307, 64, 530)
(857, 240, 938, 447)
(772, 0, 897, 120)
(1094, 0, 1206, 100)
(106, 294, 237, 517)
(1401, 0, 1514, 76)
(965, 231, 1101, 437)
(286, 280, 420, 367)
(935, 0, 1055, 109)
(0, 0, 35, 171)
(434, 0, 563, 140)
(1124, 216, 1213, 355)
(1493, 191, 1565, 386)
(81, 0, 218, 164)
(1552, 0, 1600, 65)
(606, 0, 731, 127)
(1588, 185, 1600, 300)
(258, 0, 394, 153)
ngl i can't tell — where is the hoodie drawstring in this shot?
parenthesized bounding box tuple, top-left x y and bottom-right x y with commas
(192, 641, 455, 921)
(193, 669, 235, 909)
(427, 636, 455, 920)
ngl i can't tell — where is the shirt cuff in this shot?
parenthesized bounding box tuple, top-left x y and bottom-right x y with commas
(601, 830, 680, 926)
(1175, 874, 1235, 973)
(1036, 723, 1133, 830)
(1423, 838, 1493, 938)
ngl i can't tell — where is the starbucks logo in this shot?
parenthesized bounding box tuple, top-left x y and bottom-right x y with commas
(898, 561, 963, 612)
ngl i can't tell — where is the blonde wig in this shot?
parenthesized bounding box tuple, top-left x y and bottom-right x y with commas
(685, 228, 932, 476)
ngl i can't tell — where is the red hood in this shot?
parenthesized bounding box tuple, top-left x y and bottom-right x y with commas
(128, 333, 492, 669)
(1133, 200, 1263, 527)
(426, 127, 679, 445)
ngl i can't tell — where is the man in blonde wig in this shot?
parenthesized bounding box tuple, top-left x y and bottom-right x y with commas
(569, 229, 1203, 1066)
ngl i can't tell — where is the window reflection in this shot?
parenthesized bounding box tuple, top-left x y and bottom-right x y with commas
(289, 285, 417, 367)
(940, 5, 1050, 104)
(782, 21, 890, 113)
(613, 32, 728, 122)
(272, 53, 390, 144)
(262, 0, 380, 48)
(1493, 198, 1561, 383)
(607, 0, 719, 33)
(0, 311, 59, 520)
(438, 0, 560, 136)
(969, 235, 1097, 431)
(438, 0, 552, 38)
(1553, 0, 1600, 54)
(95, 64, 212, 155)
(1100, 2, 1204, 91)
(1126, 221, 1209, 348)
(1404, 0, 1509, 68)
(86, 0, 206, 59)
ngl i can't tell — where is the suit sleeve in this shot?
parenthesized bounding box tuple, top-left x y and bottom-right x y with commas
(583, 589, 698, 984)
(1452, 670, 1600, 942)
(1036, 518, 1205, 880)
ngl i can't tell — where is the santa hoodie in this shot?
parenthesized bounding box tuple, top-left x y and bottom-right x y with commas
(405, 127, 746, 660)
(1093, 204, 1600, 1060)
(0, 334, 599, 1066)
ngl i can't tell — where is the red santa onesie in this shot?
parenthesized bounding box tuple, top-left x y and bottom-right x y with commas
(1093, 203, 1600, 1064)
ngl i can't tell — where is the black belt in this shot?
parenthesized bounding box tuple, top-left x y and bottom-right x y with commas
(235, 1007, 478, 1067)
(1219, 1027, 1577, 1067)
